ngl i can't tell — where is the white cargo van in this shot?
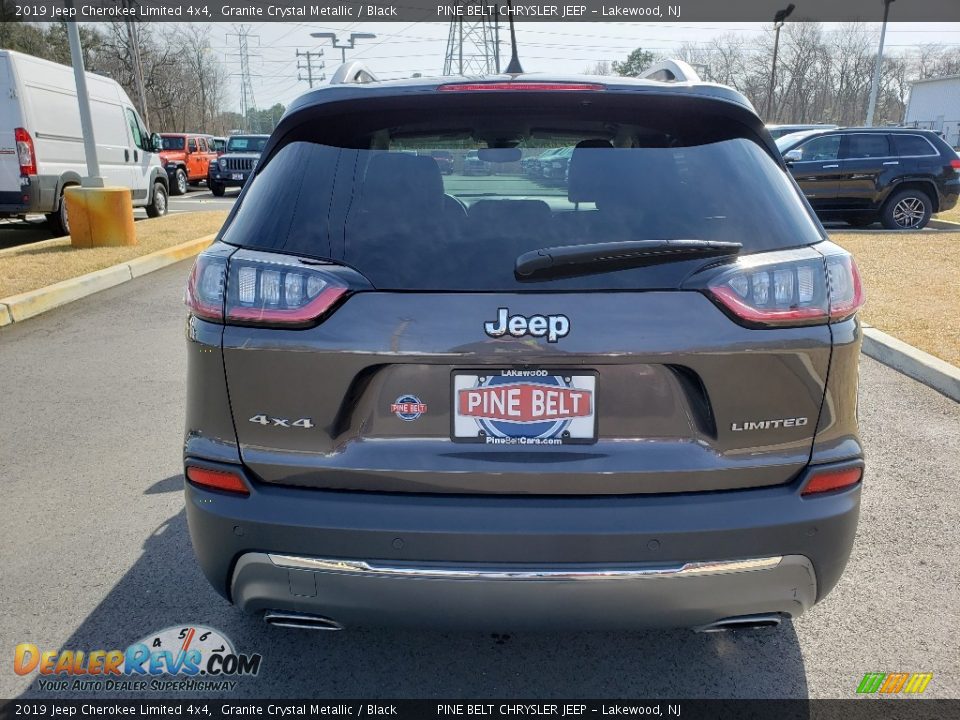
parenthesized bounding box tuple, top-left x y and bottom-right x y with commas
(0, 49, 169, 234)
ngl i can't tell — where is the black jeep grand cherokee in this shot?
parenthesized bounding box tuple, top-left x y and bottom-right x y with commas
(777, 127, 960, 230)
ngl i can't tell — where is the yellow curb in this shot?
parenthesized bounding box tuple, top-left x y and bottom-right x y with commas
(3, 263, 133, 322)
(126, 234, 215, 278)
(0, 233, 217, 326)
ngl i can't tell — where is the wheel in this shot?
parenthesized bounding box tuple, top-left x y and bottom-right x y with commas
(881, 189, 932, 230)
(145, 181, 168, 218)
(45, 187, 74, 236)
(844, 214, 876, 228)
(209, 181, 225, 197)
(172, 168, 188, 196)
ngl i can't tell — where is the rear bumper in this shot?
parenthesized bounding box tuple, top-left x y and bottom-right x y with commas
(207, 167, 250, 187)
(0, 175, 58, 215)
(940, 177, 959, 211)
(184, 458, 862, 630)
(233, 553, 815, 630)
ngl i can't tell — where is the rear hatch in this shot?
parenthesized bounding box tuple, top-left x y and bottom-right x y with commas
(205, 86, 841, 495)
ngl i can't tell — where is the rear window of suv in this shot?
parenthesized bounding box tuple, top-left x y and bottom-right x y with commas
(892, 134, 937, 157)
(222, 96, 823, 291)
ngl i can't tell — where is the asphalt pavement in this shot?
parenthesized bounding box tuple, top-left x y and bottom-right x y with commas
(0, 260, 958, 699)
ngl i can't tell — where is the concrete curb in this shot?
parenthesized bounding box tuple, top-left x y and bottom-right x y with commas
(0, 233, 215, 326)
(862, 326, 960, 402)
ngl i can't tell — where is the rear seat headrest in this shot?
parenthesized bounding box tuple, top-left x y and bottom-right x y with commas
(361, 153, 444, 212)
(567, 139, 615, 204)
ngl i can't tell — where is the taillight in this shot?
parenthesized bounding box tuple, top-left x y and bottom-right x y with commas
(14, 128, 36, 176)
(185, 250, 349, 328)
(950, 158, 960, 171)
(185, 254, 226, 322)
(801, 466, 862, 496)
(438, 82, 604, 92)
(704, 247, 864, 328)
(186, 466, 249, 496)
(826, 254, 864, 321)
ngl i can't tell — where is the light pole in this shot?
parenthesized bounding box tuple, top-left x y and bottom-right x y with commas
(866, 0, 895, 127)
(765, 3, 795, 122)
(310, 32, 377, 65)
(66, 17, 102, 186)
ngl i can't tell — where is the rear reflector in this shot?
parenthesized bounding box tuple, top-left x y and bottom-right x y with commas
(801, 467, 862, 496)
(186, 467, 250, 496)
(438, 82, 604, 92)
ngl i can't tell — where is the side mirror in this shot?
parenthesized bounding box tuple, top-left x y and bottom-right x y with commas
(783, 149, 802, 164)
(150, 133, 162, 153)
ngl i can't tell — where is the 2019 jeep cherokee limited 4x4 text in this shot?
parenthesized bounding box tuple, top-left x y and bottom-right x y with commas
(183, 75, 865, 632)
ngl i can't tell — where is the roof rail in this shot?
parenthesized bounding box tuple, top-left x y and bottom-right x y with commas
(329, 61, 379, 85)
(638, 59, 701, 83)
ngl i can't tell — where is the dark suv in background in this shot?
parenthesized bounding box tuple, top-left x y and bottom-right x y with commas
(207, 134, 269, 196)
(184, 74, 865, 633)
(778, 127, 960, 229)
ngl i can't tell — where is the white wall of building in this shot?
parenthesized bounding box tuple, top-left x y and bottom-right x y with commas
(905, 76, 960, 148)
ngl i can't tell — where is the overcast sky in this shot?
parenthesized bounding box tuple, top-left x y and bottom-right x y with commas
(205, 21, 960, 112)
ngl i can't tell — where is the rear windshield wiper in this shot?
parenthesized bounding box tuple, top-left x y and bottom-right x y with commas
(514, 240, 743, 281)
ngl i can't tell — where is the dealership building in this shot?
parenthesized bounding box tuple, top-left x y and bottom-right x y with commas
(904, 74, 960, 148)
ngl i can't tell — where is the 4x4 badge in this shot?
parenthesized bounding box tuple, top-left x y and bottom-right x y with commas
(484, 307, 570, 343)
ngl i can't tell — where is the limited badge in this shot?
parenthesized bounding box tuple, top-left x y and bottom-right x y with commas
(391, 395, 428, 421)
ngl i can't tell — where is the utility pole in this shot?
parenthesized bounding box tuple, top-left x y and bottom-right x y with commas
(765, 3, 795, 122)
(866, 0, 895, 127)
(311, 32, 377, 65)
(227, 25, 259, 132)
(119, 0, 149, 128)
(296, 49, 325, 88)
(442, 11, 501, 75)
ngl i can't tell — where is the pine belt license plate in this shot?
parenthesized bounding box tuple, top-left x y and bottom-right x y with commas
(452, 370, 597, 445)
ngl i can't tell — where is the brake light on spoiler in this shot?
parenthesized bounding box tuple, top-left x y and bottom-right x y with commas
(438, 82, 604, 92)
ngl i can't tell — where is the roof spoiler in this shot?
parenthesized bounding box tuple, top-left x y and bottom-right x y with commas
(638, 59, 701, 83)
(329, 61, 379, 85)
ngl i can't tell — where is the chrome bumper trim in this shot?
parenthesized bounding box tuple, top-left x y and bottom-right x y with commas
(266, 554, 783, 581)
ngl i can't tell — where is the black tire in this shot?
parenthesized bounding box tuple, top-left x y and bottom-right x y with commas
(881, 188, 932, 230)
(171, 168, 188, 196)
(209, 180, 226, 197)
(145, 181, 168, 218)
(844, 214, 876, 228)
(45, 187, 73, 236)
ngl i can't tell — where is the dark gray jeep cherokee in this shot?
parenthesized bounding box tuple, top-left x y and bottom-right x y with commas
(183, 74, 865, 632)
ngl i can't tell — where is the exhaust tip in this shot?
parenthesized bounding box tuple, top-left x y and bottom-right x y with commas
(694, 613, 784, 633)
(264, 610, 344, 631)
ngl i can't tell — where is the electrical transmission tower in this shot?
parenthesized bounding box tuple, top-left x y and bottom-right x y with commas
(296, 50, 325, 89)
(443, 14, 501, 76)
(227, 25, 259, 131)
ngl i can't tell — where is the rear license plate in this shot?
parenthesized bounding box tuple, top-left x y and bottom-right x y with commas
(452, 370, 597, 445)
(231, 173, 244, 181)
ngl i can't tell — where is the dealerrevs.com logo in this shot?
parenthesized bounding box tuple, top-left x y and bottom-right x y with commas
(856, 672, 933, 695)
(14, 625, 262, 692)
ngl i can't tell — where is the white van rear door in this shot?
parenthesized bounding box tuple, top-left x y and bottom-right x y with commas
(0, 54, 24, 195)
